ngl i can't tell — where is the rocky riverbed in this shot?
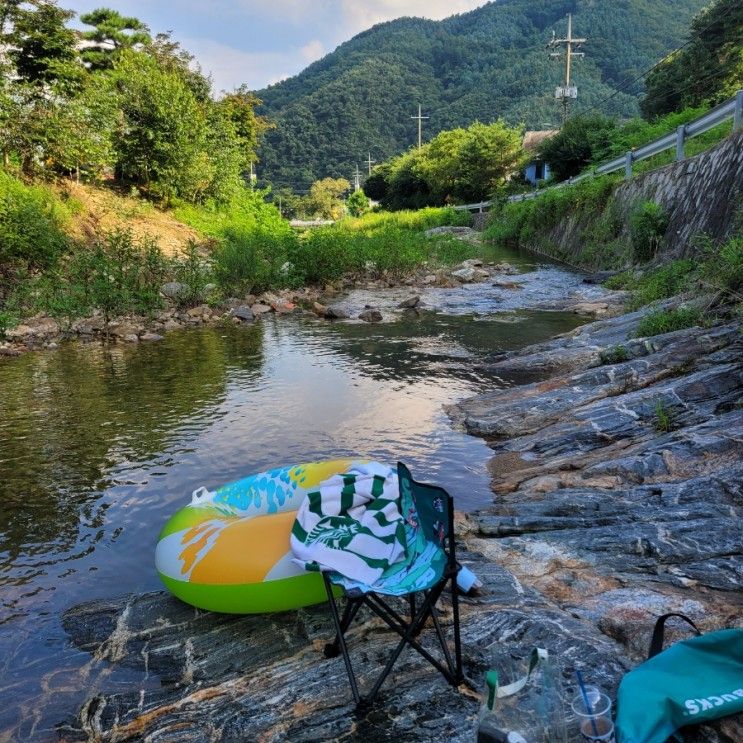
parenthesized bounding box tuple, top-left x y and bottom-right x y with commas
(58, 298, 742, 742)
(0, 254, 618, 359)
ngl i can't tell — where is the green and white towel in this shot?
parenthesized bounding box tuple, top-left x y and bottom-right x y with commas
(290, 462, 407, 585)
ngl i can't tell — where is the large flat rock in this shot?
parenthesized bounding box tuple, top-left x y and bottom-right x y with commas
(59, 309, 742, 742)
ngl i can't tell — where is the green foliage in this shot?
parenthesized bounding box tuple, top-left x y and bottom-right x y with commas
(637, 306, 701, 337)
(108, 50, 209, 202)
(5, 0, 79, 90)
(600, 345, 630, 365)
(370, 120, 524, 210)
(219, 87, 273, 169)
(346, 189, 370, 217)
(653, 399, 674, 432)
(175, 187, 297, 295)
(699, 234, 743, 296)
(538, 115, 617, 181)
(257, 1, 707, 186)
(627, 260, 695, 308)
(629, 201, 669, 262)
(28, 230, 168, 323)
(342, 206, 470, 233)
(79, 7, 151, 71)
(0, 5, 268, 203)
(0, 171, 70, 283)
(642, 0, 742, 119)
(483, 176, 621, 268)
(171, 241, 214, 307)
(300, 177, 351, 220)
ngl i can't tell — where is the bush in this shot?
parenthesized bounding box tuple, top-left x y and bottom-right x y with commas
(213, 225, 297, 295)
(171, 240, 214, 307)
(629, 201, 668, 262)
(483, 176, 621, 267)
(700, 235, 743, 295)
(628, 260, 695, 308)
(600, 345, 630, 364)
(0, 171, 70, 279)
(30, 229, 169, 323)
(637, 306, 701, 337)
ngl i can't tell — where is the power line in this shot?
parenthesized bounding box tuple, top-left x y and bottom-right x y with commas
(582, 12, 741, 117)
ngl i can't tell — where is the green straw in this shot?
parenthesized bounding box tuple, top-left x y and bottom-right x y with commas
(576, 670, 600, 737)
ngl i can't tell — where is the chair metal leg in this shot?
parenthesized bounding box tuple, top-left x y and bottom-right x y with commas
(450, 570, 463, 682)
(427, 600, 456, 680)
(364, 584, 456, 705)
(324, 596, 362, 658)
(323, 573, 361, 705)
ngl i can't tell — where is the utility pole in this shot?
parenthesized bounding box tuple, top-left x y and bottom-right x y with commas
(547, 13, 586, 123)
(410, 104, 429, 149)
(353, 165, 361, 192)
(365, 152, 376, 175)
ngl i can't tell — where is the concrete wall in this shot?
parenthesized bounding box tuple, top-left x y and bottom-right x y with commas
(613, 129, 743, 257)
(522, 130, 743, 266)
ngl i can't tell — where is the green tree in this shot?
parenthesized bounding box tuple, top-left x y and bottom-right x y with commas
(346, 189, 369, 217)
(420, 121, 524, 202)
(642, 0, 743, 119)
(7, 0, 80, 90)
(219, 86, 273, 174)
(538, 114, 617, 181)
(301, 177, 350, 219)
(108, 50, 209, 202)
(80, 7, 151, 71)
(145, 32, 212, 102)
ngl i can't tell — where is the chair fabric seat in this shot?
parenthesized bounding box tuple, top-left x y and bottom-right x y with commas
(329, 538, 447, 596)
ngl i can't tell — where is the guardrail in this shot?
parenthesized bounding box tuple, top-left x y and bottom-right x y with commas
(453, 89, 743, 213)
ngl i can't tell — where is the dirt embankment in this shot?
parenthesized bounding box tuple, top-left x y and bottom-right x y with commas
(57, 181, 202, 256)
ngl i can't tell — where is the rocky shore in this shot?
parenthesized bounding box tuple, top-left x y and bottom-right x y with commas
(0, 253, 614, 359)
(58, 299, 742, 742)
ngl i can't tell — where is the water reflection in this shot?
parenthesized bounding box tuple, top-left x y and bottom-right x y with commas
(0, 299, 586, 739)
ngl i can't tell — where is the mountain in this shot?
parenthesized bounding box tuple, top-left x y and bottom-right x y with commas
(254, 0, 707, 191)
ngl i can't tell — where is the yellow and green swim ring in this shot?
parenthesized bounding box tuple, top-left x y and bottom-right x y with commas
(155, 458, 363, 614)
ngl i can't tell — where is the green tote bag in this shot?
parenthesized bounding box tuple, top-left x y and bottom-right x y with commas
(615, 613, 743, 743)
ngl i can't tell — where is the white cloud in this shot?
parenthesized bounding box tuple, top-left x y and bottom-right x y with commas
(300, 39, 325, 63)
(182, 37, 314, 94)
(339, 0, 485, 30)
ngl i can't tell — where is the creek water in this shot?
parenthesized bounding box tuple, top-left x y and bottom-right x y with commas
(0, 252, 606, 739)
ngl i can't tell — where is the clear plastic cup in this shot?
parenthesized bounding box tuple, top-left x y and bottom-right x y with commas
(570, 692, 615, 742)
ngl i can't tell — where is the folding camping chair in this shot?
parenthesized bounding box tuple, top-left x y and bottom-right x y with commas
(321, 462, 463, 707)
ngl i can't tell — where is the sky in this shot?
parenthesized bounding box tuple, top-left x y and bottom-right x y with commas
(64, 1, 488, 94)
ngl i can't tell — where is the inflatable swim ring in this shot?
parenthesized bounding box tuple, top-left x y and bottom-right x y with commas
(156, 459, 364, 614)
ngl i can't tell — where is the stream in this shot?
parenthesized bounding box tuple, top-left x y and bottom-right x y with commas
(0, 250, 609, 740)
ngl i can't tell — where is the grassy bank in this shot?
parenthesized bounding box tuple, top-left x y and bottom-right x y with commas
(0, 172, 475, 333)
(483, 177, 626, 269)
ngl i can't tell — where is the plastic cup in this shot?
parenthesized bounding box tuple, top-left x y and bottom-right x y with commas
(570, 692, 615, 743)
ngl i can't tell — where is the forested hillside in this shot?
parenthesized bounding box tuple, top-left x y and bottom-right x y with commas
(256, 0, 706, 189)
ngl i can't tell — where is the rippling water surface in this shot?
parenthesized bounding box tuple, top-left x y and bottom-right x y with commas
(0, 265, 592, 739)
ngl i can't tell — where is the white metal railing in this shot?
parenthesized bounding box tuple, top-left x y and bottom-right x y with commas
(452, 89, 743, 213)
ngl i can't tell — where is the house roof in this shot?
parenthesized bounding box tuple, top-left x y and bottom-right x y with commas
(523, 130, 559, 151)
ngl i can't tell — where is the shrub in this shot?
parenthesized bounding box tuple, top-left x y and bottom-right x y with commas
(171, 240, 214, 307)
(31, 229, 169, 323)
(346, 189, 369, 217)
(637, 306, 701, 337)
(629, 201, 669, 262)
(600, 345, 630, 365)
(628, 260, 694, 308)
(700, 235, 743, 295)
(0, 171, 70, 277)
